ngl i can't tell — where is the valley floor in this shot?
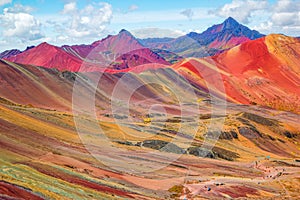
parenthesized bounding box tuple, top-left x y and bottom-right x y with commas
(1, 101, 300, 199)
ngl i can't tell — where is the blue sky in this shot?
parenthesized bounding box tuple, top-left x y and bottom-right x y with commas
(0, 0, 299, 51)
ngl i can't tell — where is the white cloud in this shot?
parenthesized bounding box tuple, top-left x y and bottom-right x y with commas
(271, 0, 300, 26)
(0, 4, 44, 42)
(271, 12, 299, 26)
(5, 4, 33, 13)
(0, 0, 11, 7)
(128, 4, 138, 12)
(274, 0, 299, 12)
(180, 9, 194, 20)
(57, 2, 112, 40)
(131, 28, 185, 39)
(253, 0, 300, 35)
(210, 0, 268, 24)
(62, 2, 76, 14)
(254, 21, 273, 32)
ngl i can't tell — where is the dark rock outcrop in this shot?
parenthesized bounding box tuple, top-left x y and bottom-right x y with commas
(187, 147, 215, 158)
(205, 131, 238, 140)
(238, 127, 262, 139)
(242, 112, 277, 126)
(142, 140, 186, 154)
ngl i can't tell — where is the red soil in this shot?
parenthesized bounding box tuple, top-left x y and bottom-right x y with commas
(0, 181, 44, 200)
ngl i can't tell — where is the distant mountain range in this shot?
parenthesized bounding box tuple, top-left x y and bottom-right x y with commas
(5, 30, 169, 72)
(2, 17, 264, 67)
(139, 17, 265, 61)
(0, 46, 34, 59)
(0, 49, 22, 59)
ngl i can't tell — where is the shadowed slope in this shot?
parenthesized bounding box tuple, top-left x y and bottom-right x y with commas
(0, 49, 22, 59)
(0, 59, 113, 110)
(0, 59, 205, 113)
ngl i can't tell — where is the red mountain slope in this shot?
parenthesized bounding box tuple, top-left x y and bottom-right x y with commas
(7, 42, 86, 71)
(172, 34, 300, 113)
